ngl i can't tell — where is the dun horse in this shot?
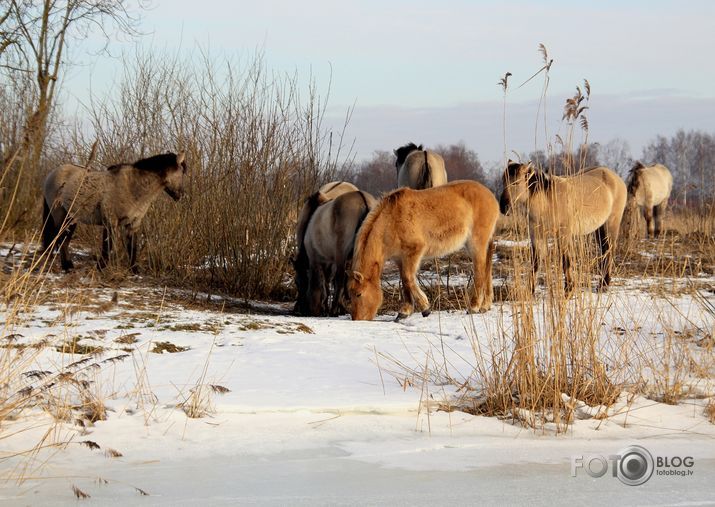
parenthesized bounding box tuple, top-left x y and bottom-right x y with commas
(626, 162, 673, 237)
(394, 143, 448, 189)
(499, 161, 627, 292)
(42, 152, 187, 272)
(302, 190, 377, 316)
(294, 181, 359, 315)
(348, 181, 498, 321)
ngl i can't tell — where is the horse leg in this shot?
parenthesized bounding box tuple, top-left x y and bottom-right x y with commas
(41, 199, 60, 254)
(98, 225, 113, 270)
(59, 223, 77, 271)
(529, 239, 540, 295)
(643, 206, 654, 238)
(329, 258, 346, 316)
(125, 229, 139, 274)
(307, 264, 325, 317)
(396, 248, 429, 320)
(394, 259, 414, 320)
(653, 200, 668, 237)
(466, 234, 493, 313)
(595, 225, 611, 291)
(559, 238, 574, 294)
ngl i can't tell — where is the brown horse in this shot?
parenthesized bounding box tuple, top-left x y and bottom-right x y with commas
(626, 162, 673, 237)
(42, 152, 187, 272)
(499, 161, 627, 291)
(293, 181, 359, 315)
(303, 190, 377, 316)
(394, 142, 448, 189)
(348, 180, 499, 321)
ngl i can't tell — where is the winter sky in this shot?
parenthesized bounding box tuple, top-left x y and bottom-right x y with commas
(64, 0, 715, 165)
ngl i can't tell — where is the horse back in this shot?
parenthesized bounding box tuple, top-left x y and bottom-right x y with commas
(543, 167, 626, 235)
(398, 150, 448, 189)
(387, 180, 498, 257)
(304, 190, 375, 264)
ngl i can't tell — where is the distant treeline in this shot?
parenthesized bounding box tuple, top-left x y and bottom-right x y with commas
(340, 131, 714, 207)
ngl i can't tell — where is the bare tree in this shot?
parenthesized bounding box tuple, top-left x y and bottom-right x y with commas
(2, 0, 144, 165)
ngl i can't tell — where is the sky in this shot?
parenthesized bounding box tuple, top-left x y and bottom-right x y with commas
(61, 0, 715, 165)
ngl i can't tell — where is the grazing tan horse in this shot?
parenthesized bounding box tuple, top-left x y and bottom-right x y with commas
(499, 161, 627, 291)
(293, 181, 359, 315)
(348, 180, 499, 321)
(394, 142, 448, 189)
(42, 152, 187, 272)
(303, 190, 377, 316)
(626, 162, 673, 237)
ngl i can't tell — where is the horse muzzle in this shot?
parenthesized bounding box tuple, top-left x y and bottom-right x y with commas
(165, 188, 183, 201)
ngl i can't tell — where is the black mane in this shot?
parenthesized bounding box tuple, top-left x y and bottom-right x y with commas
(108, 152, 184, 174)
(527, 168, 551, 194)
(134, 152, 183, 173)
(394, 142, 423, 168)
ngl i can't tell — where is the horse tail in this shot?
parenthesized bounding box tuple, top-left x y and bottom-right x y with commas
(627, 161, 644, 196)
(41, 198, 57, 253)
(418, 149, 432, 189)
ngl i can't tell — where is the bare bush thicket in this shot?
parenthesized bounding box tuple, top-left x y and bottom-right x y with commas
(71, 50, 349, 298)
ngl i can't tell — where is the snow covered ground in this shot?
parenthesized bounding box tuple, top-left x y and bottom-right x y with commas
(1, 265, 714, 505)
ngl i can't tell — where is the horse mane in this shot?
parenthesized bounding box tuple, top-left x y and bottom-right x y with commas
(353, 188, 405, 269)
(627, 161, 646, 194)
(106, 152, 184, 175)
(394, 142, 423, 168)
(350, 191, 373, 255)
(417, 150, 432, 189)
(136, 153, 184, 174)
(527, 168, 551, 194)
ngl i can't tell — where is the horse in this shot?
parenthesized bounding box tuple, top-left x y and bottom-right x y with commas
(302, 190, 377, 316)
(499, 161, 627, 292)
(293, 181, 359, 315)
(625, 161, 673, 237)
(41, 151, 187, 272)
(394, 142, 448, 189)
(348, 180, 499, 321)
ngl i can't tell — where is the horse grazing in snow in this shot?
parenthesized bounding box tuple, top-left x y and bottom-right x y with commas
(301, 190, 377, 316)
(348, 180, 499, 321)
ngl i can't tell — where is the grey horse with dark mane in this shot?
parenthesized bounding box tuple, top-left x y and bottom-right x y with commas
(296, 189, 377, 316)
(626, 161, 673, 238)
(393, 142, 448, 189)
(500, 160, 627, 292)
(41, 151, 187, 272)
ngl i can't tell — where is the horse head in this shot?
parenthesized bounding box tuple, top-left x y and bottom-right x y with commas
(348, 267, 382, 320)
(163, 151, 187, 201)
(499, 160, 534, 215)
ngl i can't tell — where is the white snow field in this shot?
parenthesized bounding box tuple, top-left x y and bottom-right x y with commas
(1, 267, 714, 505)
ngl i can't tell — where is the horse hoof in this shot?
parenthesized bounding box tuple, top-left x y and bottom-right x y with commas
(421, 308, 431, 318)
(395, 313, 409, 322)
(61, 261, 74, 271)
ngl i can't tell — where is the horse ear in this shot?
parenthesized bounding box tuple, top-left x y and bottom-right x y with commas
(352, 271, 364, 283)
(176, 151, 186, 165)
(393, 149, 398, 157)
